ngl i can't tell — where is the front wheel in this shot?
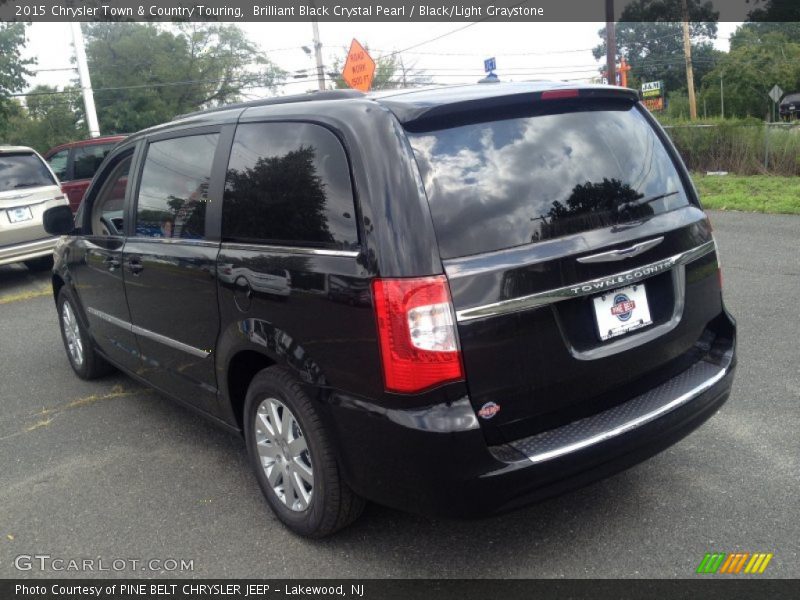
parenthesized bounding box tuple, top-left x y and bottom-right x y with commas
(244, 367, 364, 537)
(57, 287, 114, 379)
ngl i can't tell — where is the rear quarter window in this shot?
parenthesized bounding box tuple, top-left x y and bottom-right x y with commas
(407, 103, 690, 259)
(222, 122, 358, 249)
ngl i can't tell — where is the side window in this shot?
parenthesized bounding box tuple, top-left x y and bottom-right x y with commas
(47, 149, 69, 181)
(222, 122, 358, 249)
(73, 144, 114, 180)
(135, 134, 218, 240)
(89, 153, 133, 237)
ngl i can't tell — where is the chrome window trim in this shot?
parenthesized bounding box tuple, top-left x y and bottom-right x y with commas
(87, 307, 210, 359)
(128, 237, 221, 248)
(220, 241, 360, 258)
(455, 240, 715, 323)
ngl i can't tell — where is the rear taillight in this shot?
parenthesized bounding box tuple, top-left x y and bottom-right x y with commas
(371, 275, 464, 394)
(707, 217, 723, 290)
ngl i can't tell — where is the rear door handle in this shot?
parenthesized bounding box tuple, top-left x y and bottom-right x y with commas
(128, 257, 144, 275)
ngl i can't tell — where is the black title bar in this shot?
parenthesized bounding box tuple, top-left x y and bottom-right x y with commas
(2, 0, 796, 23)
(3, 579, 798, 600)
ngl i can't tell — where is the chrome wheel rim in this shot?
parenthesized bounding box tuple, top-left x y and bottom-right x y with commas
(61, 301, 84, 367)
(254, 398, 313, 512)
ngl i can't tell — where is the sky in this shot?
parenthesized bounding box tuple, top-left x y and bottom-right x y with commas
(21, 21, 741, 98)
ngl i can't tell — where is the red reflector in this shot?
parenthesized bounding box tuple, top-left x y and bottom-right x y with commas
(371, 276, 464, 394)
(541, 89, 580, 100)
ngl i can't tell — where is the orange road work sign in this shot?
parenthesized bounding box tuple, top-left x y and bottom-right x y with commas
(342, 39, 376, 92)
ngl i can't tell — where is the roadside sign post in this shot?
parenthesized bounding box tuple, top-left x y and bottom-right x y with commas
(478, 57, 499, 83)
(768, 84, 783, 123)
(641, 80, 665, 112)
(764, 84, 784, 168)
(342, 39, 376, 92)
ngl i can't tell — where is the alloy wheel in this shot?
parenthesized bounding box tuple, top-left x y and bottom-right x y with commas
(61, 301, 84, 367)
(254, 397, 314, 511)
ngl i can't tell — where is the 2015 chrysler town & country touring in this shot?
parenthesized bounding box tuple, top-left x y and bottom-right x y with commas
(44, 82, 737, 537)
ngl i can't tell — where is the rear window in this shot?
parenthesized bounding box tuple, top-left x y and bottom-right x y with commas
(0, 152, 56, 192)
(73, 143, 116, 180)
(407, 104, 690, 259)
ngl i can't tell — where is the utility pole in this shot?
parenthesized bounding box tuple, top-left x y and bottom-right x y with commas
(680, 0, 697, 120)
(720, 75, 724, 118)
(311, 18, 325, 91)
(70, 22, 100, 137)
(605, 0, 616, 86)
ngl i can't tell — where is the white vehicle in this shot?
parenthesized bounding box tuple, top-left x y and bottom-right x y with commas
(0, 146, 70, 270)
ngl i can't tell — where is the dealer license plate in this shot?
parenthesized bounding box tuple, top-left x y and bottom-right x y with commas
(7, 207, 33, 223)
(592, 283, 653, 341)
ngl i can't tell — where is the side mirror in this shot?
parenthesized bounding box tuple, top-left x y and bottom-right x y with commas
(43, 205, 76, 236)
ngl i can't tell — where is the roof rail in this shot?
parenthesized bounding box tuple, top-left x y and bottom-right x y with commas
(172, 89, 366, 121)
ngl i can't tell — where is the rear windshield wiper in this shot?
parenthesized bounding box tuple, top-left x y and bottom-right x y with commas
(623, 190, 680, 210)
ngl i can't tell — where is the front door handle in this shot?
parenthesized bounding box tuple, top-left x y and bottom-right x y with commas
(128, 257, 144, 275)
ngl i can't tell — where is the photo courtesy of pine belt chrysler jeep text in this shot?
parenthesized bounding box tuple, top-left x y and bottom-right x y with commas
(43, 82, 737, 537)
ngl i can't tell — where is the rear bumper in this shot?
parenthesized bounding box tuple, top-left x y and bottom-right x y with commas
(326, 312, 736, 518)
(0, 237, 57, 266)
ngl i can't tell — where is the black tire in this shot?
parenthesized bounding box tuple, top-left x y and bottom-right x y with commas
(57, 287, 114, 380)
(244, 366, 365, 537)
(24, 255, 54, 272)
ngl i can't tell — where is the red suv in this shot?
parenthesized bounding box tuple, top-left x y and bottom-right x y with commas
(44, 135, 126, 212)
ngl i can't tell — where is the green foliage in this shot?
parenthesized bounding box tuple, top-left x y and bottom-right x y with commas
(664, 121, 800, 175)
(593, 0, 720, 92)
(746, 0, 800, 24)
(0, 23, 35, 130)
(1, 86, 87, 153)
(693, 173, 800, 214)
(83, 23, 287, 133)
(699, 24, 800, 119)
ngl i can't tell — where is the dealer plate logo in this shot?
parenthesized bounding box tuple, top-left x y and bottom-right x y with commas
(610, 293, 636, 322)
(478, 402, 500, 419)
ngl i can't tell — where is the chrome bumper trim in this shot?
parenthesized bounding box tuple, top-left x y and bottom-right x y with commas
(455, 241, 715, 323)
(0, 237, 57, 265)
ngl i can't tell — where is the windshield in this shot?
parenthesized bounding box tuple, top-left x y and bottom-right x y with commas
(0, 152, 56, 192)
(407, 104, 690, 259)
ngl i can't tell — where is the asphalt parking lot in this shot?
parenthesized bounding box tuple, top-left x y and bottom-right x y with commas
(1, 210, 798, 579)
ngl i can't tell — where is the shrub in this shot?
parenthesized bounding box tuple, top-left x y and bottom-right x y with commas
(661, 121, 800, 176)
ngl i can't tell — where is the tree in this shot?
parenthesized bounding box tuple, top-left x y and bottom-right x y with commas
(593, 0, 720, 93)
(700, 24, 800, 119)
(1, 86, 87, 153)
(747, 0, 800, 24)
(330, 46, 431, 90)
(0, 23, 35, 128)
(83, 23, 287, 133)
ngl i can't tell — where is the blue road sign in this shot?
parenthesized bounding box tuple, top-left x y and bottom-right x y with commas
(484, 57, 496, 73)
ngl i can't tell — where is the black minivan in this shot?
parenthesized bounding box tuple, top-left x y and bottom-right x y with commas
(44, 82, 736, 537)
